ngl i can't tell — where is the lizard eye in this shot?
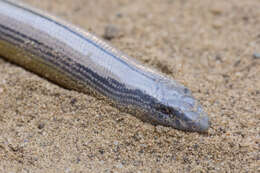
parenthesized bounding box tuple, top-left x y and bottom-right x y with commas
(155, 104, 173, 115)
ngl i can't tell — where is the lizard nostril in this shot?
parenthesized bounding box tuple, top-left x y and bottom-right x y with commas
(183, 87, 190, 94)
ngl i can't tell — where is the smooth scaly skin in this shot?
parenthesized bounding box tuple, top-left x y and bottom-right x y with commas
(0, 0, 210, 132)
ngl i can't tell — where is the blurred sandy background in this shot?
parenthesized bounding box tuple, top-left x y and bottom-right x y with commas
(0, 0, 259, 172)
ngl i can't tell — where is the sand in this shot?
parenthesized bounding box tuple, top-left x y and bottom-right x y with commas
(0, 0, 259, 172)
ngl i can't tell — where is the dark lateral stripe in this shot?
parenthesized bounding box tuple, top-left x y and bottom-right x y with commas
(2, 0, 156, 81)
(0, 23, 158, 108)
